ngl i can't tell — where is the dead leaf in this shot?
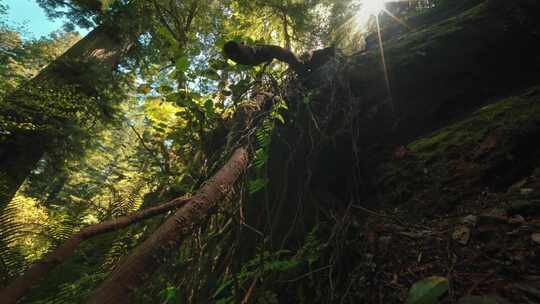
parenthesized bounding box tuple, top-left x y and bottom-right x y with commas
(531, 233, 540, 244)
(394, 145, 410, 159)
(453, 226, 471, 245)
(472, 133, 497, 159)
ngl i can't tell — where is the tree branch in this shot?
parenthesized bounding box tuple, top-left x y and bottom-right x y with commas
(0, 196, 191, 304)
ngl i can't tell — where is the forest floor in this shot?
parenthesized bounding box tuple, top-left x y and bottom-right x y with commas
(355, 86, 540, 303)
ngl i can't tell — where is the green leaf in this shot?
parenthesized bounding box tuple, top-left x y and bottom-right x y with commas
(157, 85, 173, 94)
(273, 113, 285, 124)
(277, 102, 288, 110)
(99, 0, 116, 11)
(153, 126, 166, 133)
(248, 178, 268, 194)
(213, 279, 233, 299)
(175, 56, 190, 72)
(204, 69, 221, 81)
(204, 99, 214, 113)
(254, 148, 268, 168)
(159, 286, 178, 303)
(406, 276, 449, 304)
(156, 26, 178, 48)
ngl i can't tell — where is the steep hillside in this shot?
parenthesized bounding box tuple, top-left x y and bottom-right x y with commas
(366, 87, 540, 302)
(235, 1, 540, 302)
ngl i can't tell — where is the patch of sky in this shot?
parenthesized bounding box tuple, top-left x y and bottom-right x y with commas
(2, 0, 89, 39)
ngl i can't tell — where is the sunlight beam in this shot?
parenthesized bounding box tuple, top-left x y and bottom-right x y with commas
(374, 13, 394, 112)
(381, 7, 412, 30)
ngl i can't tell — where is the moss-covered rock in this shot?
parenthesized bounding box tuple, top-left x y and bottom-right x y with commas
(377, 86, 540, 214)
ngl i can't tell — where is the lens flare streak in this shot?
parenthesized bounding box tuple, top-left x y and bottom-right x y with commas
(353, 0, 411, 111)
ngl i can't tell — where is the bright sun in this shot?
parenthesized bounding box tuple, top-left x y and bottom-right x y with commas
(362, 0, 387, 16)
(353, 0, 388, 28)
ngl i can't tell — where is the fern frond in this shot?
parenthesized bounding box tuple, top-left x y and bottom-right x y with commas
(0, 198, 30, 284)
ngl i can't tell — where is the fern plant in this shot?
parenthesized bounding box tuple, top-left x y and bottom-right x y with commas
(213, 227, 323, 303)
(0, 201, 27, 284)
(0, 195, 55, 284)
(248, 100, 288, 194)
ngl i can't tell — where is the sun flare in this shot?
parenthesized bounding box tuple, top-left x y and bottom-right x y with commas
(353, 0, 388, 27)
(350, 0, 396, 112)
(361, 0, 387, 16)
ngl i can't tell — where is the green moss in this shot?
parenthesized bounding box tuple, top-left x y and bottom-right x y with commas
(409, 93, 540, 160)
(384, 1, 489, 64)
(377, 86, 540, 208)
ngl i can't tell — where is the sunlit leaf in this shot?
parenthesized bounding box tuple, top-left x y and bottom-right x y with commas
(254, 147, 268, 169)
(248, 178, 268, 194)
(159, 286, 178, 303)
(273, 113, 285, 124)
(153, 126, 166, 133)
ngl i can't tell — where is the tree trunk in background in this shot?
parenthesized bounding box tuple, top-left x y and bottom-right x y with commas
(0, 23, 135, 209)
(86, 147, 249, 304)
(0, 196, 190, 304)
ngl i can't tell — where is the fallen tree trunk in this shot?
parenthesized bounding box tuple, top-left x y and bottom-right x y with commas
(85, 93, 273, 303)
(0, 196, 190, 304)
(0, 91, 271, 303)
(86, 146, 249, 303)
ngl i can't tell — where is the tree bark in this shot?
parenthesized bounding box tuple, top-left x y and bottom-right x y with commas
(223, 41, 306, 73)
(86, 146, 249, 304)
(0, 23, 135, 208)
(0, 196, 190, 304)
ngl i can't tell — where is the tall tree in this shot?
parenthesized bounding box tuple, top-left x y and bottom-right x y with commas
(0, 30, 81, 97)
(0, 0, 136, 208)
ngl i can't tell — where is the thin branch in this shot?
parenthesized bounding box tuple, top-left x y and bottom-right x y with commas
(128, 124, 167, 173)
(280, 265, 333, 283)
(152, 0, 180, 42)
(0, 196, 191, 304)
